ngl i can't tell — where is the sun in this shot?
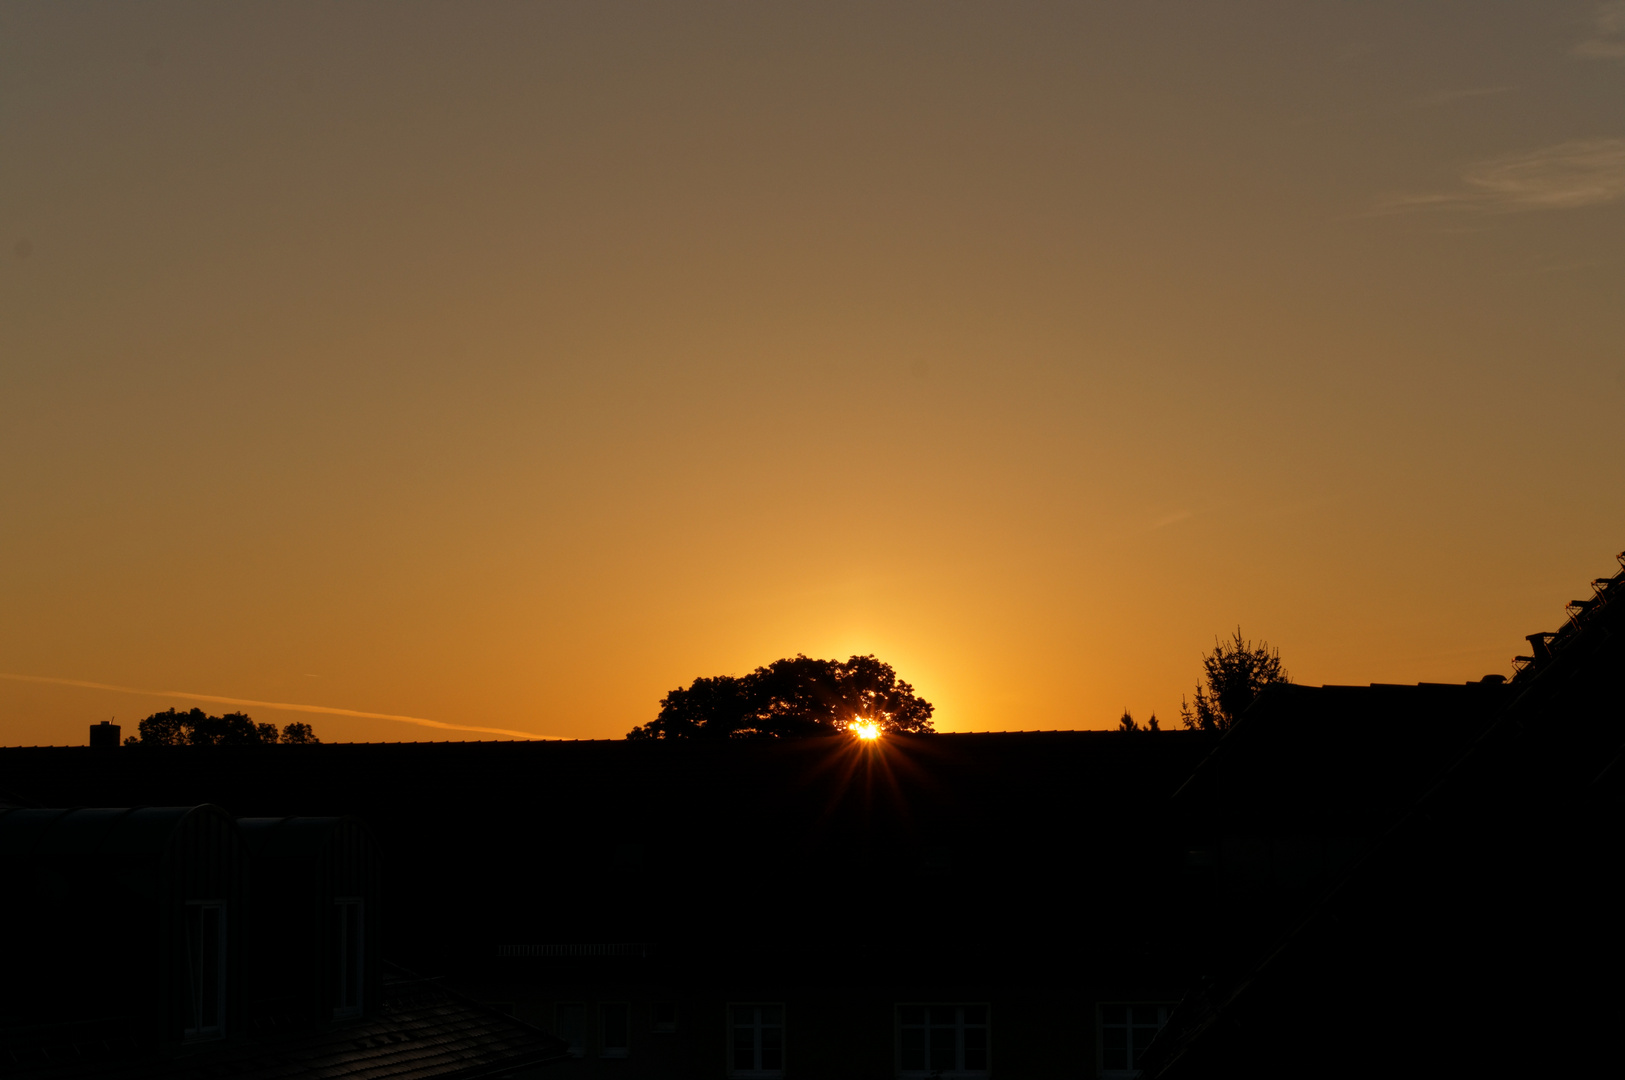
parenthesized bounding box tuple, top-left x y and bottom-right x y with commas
(851, 719, 881, 741)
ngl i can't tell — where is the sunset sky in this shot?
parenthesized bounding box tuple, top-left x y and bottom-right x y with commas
(3, 2, 1623, 745)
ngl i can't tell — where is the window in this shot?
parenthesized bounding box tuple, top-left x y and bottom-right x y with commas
(183, 902, 226, 1039)
(653, 1001, 677, 1033)
(331, 898, 364, 1018)
(1099, 1003, 1171, 1077)
(557, 1003, 585, 1057)
(898, 1005, 988, 1077)
(601, 1002, 629, 1058)
(729, 1003, 784, 1078)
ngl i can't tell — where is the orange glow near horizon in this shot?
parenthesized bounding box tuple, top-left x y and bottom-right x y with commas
(1, 7, 1621, 747)
(851, 720, 882, 742)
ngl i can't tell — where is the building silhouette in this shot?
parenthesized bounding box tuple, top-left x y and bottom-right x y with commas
(3, 550, 1619, 1077)
(0, 804, 566, 1078)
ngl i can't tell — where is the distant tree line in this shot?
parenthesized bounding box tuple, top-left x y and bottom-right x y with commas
(636, 633, 1288, 741)
(125, 708, 320, 746)
(628, 654, 934, 739)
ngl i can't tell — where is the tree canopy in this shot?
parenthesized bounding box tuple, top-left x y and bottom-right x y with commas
(125, 708, 320, 746)
(627, 654, 935, 740)
(1180, 628, 1288, 733)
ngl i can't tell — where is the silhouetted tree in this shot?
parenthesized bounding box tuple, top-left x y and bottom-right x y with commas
(279, 721, 320, 744)
(1180, 628, 1288, 733)
(627, 654, 935, 739)
(1117, 710, 1162, 733)
(124, 708, 321, 745)
(623, 675, 750, 739)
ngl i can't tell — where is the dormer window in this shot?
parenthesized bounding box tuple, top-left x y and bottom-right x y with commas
(556, 1003, 585, 1057)
(183, 902, 226, 1039)
(332, 898, 364, 1018)
(1099, 1003, 1171, 1078)
(729, 1003, 784, 1078)
(898, 1004, 988, 1077)
(601, 1002, 630, 1058)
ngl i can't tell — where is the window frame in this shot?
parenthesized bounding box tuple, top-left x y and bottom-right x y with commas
(1097, 1001, 1173, 1079)
(727, 1001, 786, 1079)
(600, 1001, 630, 1058)
(182, 900, 227, 1041)
(555, 1002, 586, 1058)
(331, 897, 365, 1019)
(895, 1002, 991, 1079)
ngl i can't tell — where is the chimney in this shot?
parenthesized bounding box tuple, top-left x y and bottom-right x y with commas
(90, 720, 121, 748)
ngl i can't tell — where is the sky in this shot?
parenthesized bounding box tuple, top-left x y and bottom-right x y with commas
(3, 2, 1623, 745)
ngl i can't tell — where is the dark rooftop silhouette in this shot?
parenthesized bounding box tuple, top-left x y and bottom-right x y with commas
(4, 549, 1620, 1077)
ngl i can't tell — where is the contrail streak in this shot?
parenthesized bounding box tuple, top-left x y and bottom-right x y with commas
(0, 672, 556, 740)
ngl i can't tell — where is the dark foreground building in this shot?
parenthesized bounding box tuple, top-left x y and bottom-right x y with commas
(1139, 549, 1625, 1078)
(3, 550, 1620, 1078)
(2, 732, 1215, 1079)
(0, 804, 567, 1079)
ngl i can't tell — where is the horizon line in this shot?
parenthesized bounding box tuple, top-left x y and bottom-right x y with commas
(0, 672, 559, 741)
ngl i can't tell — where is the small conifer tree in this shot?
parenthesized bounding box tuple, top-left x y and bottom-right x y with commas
(1180, 629, 1288, 733)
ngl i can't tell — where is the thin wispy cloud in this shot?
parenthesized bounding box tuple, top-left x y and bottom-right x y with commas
(1134, 496, 1330, 536)
(1575, 2, 1625, 59)
(1414, 86, 1514, 108)
(1151, 510, 1195, 531)
(1293, 85, 1513, 130)
(0, 672, 556, 740)
(1376, 138, 1625, 214)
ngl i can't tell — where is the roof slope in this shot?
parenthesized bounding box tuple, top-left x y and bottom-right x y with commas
(3, 968, 568, 1080)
